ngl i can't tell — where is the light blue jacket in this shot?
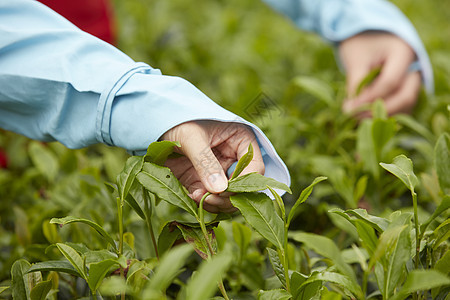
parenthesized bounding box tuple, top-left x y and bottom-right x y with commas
(0, 0, 433, 187)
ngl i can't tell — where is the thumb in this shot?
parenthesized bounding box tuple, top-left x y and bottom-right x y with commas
(181, 132, 228, 194)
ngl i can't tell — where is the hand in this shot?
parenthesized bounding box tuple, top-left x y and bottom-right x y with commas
(339, 32, 422, 118)
(161, 120, 265, 213)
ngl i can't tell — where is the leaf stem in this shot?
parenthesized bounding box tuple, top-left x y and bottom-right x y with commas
(117, 196, 125, 300)
(199, 192, 230, 300)
(412, 191, 420, 300)
(199, 192, 215, 257)
(283, 224, 291, 293)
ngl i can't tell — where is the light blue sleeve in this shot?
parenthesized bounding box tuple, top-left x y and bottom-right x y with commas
(0, 0, 290, 189)
(262, 0, 433, 93)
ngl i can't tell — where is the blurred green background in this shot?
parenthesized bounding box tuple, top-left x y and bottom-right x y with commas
(0, 0, 449, 288)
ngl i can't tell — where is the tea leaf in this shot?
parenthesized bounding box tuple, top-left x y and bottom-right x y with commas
(11, 259, 31, 300)
(420, 195, 450, 234)
(390, 270, 450, 300)
(372, 118, 396, 157)
(176, 222, 217, 259)
(87, 259, 120, 293)
(117, 155, 144, 201)
(396, 114, 435, 142)
(143, 244, 193, 297)
(355, 66, 381, 96)
(232, 221, 252, 255)
(294, 280, 322, 300)
(345, 208, 389, 232)
(28, 141, 59, 182)
(30, 280, 52, 300)
(28, 261, 81, 277)
(125, 181, 147, 220)
(227, 172, 291, 193)
(185, 250, 232, 300)
(299, 271, 363, 300)
(357, 120, 380, 179)
(435, 250, 450, 276)
(258, 288, 292, 300)
(50, 216, 117, 253)
(432, 218, 450, 250)
(435, 133, 450, 193)
(56, 243, 87, 280)
(290, 271, 307, 300)
(293, 76, 334, 106)
(137, 163, 198, 217)
(0, 286, 9, 295)
(230, 143, 253, 180)
(267, 248, 286, 288)
(230, 193, 284, 250)
(289, 232, 356, 283)
(268, 186, 286, 219)
(380, 155, 418, 193)
(287, 176, 327, 227)
(157, 222, 182, 256)
(144, 140, 180, 165)
(385, 221, 411, 297)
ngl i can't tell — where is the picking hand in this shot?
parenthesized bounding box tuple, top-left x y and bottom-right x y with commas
(161, 120, 265, 213)
(339, 32, 422, 118)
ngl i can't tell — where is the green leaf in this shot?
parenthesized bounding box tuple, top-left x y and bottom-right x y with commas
(117, 155, 144, 201)
(355, 66, 381, 96)
(433, 218, 450, 250)
(372, 118, 396, 157)
(28, 141, 59, 182)
(232, 221, 252, 255)
(435, 249, 450, 276)
(267, 248, 286, 288)
(287, 176, 327, 227)
(42, 221, 61, 244)
(268, 186, 286, 219)
(0, 286, 9, 295)
(137, 162, 198, 217)
(185, 251, 232, 300)
(391, 270, 450, 300)
(230, 143, 254, 180)
(227, 172, 291, 193)
(30, 280, 52, 300)
(293, 76, 334, 106)
(357, 120, 380, 179)
(143, 244, 193, 297)
(50, 217, 117, 253)
(380, 155, 418, 193)
(289, 232, 356, 283)
(11, 259, 31, 300)
(56, 243, 87, 280)
(125, 181, 147, 220)
(28, 261, 81, 277)
(396, 114, 435, 142)
(87, 259, 119, 293)
(354, 220, 378, 257)
(230, 193, 284, 250)
(368, 224, 408, 270)
(258, 289, 292, 300)
(345, 208, 389, 232)
(290, 271, 307, 300)
(299, 271, 363, 300)
(295, 280, 322, 300)
(385, 221, 412, 297)
(435, 133, 450, 193)
(144, 140, 180, 166)
(421, 195, 450, 234)
(157, 222, 182, 256)
(176, 222, 217, 260)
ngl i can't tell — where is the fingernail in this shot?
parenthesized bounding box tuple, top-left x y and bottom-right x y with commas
(343, 101, 353, 113)
(207, 173, 228, 192)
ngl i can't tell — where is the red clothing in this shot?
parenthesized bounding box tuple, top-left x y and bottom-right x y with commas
(38, 0, 116, 45)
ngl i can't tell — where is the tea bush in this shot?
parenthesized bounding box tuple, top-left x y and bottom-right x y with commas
(0, 0, 449, 299)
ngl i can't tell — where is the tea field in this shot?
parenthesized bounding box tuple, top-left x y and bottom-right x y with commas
(0, 0, 449, 299)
